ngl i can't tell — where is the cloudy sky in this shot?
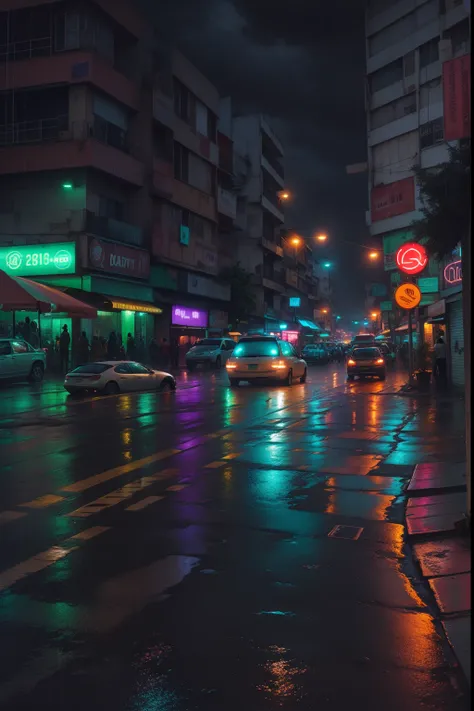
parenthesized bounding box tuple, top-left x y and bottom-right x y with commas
(145, 0, 375, 319)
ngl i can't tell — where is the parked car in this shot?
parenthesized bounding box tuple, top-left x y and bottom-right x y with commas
(0, 338, 46, 383)
(225, 336, 307, 386)
(64, 361, 176, 395)
(186, 338, 236, 371)
(347, 347, 386, 381)
(302, 343, 328, 364)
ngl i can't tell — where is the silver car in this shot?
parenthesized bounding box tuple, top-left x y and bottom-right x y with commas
(186, 338, 236, 371)
(0, 338, 46, 383)
(64, 361, 176, 395)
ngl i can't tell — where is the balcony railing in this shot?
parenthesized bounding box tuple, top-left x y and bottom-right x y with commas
(0, 36, 53, 61)
(0, 115, 69, 146)
(84, 210, 143, 246)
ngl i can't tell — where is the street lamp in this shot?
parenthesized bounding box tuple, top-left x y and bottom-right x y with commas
(315, 233, 328, 243)
(368, 251, 380, 261)
(278, 190, 291, 201)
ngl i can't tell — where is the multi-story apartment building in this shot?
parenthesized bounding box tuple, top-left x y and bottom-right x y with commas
(0, 0, 232, 359)
(231, 114, 286, 330)
(365, 0, 470, 382)
(230, 113, 319, 340)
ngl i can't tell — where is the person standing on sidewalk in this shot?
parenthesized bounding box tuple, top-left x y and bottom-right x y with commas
(59, 324, 71, 373)
(77, 331, 90, 365)
(433, 337, 447, 384)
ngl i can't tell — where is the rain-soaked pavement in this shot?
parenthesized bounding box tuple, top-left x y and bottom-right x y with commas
(0, 366, 468, 710)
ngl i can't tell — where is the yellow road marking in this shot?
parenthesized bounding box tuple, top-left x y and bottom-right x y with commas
(71, 526, 111, 541)
(126, 496, 164, 512)
(166, 484, 187, 492)
(66, 468, 179, 518)
(222, 453, 240, 460)
(204, 461, 227, 469)
(20, 494, 65, 509)
(0, 526, 110, 592)
(0, 510, 27, 525)
(61, 449, 181, 493)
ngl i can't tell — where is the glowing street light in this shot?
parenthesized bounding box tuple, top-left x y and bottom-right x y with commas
(291, 236, 302, 247)
(278, 190, 291, 201)
(321, 308, 329, 314)
(371, 311, 379, 319)
(323, 262, 332, 269)
(368, 250, 380, 260)
(315, 233, 328, 243)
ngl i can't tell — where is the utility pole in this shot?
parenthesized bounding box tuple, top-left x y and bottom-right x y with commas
(462, 192, 471, 524)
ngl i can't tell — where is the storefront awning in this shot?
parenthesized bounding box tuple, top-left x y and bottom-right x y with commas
(0, 270, 97, 318)
(297, 318, 320, 331)
(60, 288, 162, 315)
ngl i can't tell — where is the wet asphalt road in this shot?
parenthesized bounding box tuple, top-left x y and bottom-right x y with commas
(0, 366, 468, 710)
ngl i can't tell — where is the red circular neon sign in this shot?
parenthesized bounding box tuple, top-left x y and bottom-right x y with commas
(396, 242, 428, 275)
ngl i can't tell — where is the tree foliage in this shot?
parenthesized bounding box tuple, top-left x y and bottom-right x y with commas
(412, 142, 470, 260)
(219, 263, 256, 327)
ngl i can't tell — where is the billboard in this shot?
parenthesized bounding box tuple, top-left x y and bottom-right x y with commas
(371, 177, 415, 223)
(443, 54, 471, 141)
(0, 242, 75, 277)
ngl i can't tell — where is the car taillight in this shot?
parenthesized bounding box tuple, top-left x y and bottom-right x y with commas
(347, 359, 356, 366)
(376, 358, 384, 364)
(271, 360, 286, 370)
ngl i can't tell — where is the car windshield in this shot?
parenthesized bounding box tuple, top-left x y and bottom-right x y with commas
(194, 339, 221, 347)
(234, 339, 280, 357)
(353, 348, 380, 358)
(71, 363, 113, 374)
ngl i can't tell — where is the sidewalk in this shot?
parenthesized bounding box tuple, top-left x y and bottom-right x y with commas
(403, 388, 470, 687)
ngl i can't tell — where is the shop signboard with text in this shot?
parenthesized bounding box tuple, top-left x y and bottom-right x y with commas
(0, 242, 75, 277)
(371, 178, 415, 223)
(85, 237, 150, 279)
(172, 305, 208, 328)
(443, 54, 471, 141)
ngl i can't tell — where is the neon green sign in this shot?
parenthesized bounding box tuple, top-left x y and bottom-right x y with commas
(0, 243, 76, 277)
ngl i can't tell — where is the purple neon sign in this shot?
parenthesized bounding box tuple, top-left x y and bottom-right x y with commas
(172, 305, 208, 328)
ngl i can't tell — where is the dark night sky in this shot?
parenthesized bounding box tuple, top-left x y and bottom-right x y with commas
(145, 0, 379, 321)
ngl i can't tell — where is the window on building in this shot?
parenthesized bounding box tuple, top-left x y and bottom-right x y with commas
(404, 51, 416, 77)
(92, 93, 128, 152)
(370, 93, 416, 130)
(98, 196, 124, 221)
(173, 79, 189, 121)
(188, 152, 214, 194)
(173, 142, 189, 182)
(207, 111, 217, 142)
(420, 117, 444, 149)
(369, 59, 403, 93)
(153, 123, 173, 163)
(419, 37, 440, 68)
(420, 78, 442, 109)
(446, 19, 470, 56)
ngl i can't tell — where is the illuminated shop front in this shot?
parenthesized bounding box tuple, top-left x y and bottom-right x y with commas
(171, 305, 209, 366)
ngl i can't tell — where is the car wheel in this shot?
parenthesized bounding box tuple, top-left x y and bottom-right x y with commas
(347, 375, 354, 381)
(103, 381, 120, 395)
(215, 356, 222, 370)
(229, 379, 239, 387)
(300, 368, 307, 383)
(28, 361, 44, 383)
(285, 369, 293, 386)
(159, 378, 175, 392)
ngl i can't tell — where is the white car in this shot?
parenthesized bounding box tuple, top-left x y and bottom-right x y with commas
(225, 336, 307, 386)
(0, 338, 46, 383)
(186, 338, 236, 371)
(64, 361, 176, 395)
